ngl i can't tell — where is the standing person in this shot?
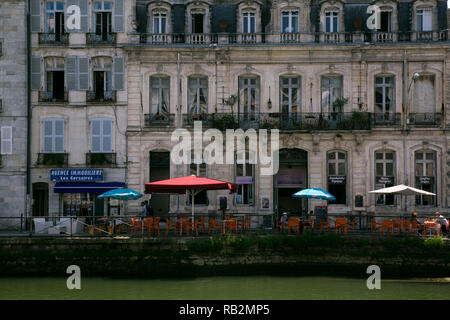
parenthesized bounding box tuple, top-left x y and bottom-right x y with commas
(435, 212, 449, 235)
(145, 200, 154, 217)
(141, 201, 147, 218)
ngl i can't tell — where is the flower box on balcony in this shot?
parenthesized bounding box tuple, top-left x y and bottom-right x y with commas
(154, 114, 165, 120)
(191, 115, 201, 120)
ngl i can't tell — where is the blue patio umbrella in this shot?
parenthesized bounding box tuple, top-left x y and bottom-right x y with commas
(97, 188, 143, 201)
(292, 188, 336, 201)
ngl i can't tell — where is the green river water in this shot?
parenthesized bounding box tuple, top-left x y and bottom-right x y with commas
(0, 276, 449, 300)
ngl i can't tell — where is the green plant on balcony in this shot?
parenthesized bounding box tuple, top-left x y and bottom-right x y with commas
(89, 153, 111, 165)
(332, 97, 348, 113)
(351, 111, 370, 130)
(213, 114, 237, 131)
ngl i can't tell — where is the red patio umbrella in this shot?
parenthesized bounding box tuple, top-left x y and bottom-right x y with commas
(145, 175, 237, 222)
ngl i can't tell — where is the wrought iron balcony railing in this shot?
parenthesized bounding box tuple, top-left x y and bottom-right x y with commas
(408, 113, 441, 126)
(372, 113, 402, 127)
(37, 153, 68, 166)
(38, 33, 69, 45)
(138, 30, 448, 46)
(38, 91, 68, 103)
(144, 113, 175, 127)
(86, 152, 116, 166)
(86, 91, 116, 103)
(86, 33, 117, 45)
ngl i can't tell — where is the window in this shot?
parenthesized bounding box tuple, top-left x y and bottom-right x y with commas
(188, 77, 208, 117)
(191, 13, 204, 34)
(45, 1, 65, 41)
(187, 153, 208, 205)
(280, 76, 301, 116)
(243, 12, 256, 33)
(93, 1, 113, 39)
(374, 151, 396, 205)
(282, 11, 299, 33)
(325, 11, 338, 32)
(375, 76, 394, 114)
(43, 118, 64, 153)
(45, 57, 65, 100)
(321, 75, 342, 113)
(327, 151, 347, 205)
(1, 127, 12, 155)
(235, 150, 254, 205)
(239, 76, 260, 118)
(413, 75, 435, 113)
(90, 118, 112, 153)
(153, 11, 167, 34)
(415, 151, 436, 206)
(150, 77, 170, 115)
(93, 57, 113, 100)
(417, 9, 432, 31)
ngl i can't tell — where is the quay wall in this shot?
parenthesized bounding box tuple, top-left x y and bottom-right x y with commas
(0, 235, 449, 278)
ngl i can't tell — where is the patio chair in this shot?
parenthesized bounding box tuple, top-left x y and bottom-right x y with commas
(243, 216, 251, 232)
(402, 219, 411, 235)
(287, 218, 300, 235)
(381, 220, 394, 236)
(319, 220, 331, 233)
(302, 218, 314, 233)
(225, 218, 238, 234)
(195, 217, 206, 234)
(334, 218, 347, 235)
(143, 218, 153, 235)
(410, 220, 424, 236)
(165, 218, 178, 236)
(153, 217, 160, 236)
(131, 218, 145, 235)
(423, 220, 439, 237)
(392, 219, 402, 234)
(371, 219, 383, 233)
(347, 218, 357, 233)
(208, 218, 219, 235)
(181, 219, 197, 236)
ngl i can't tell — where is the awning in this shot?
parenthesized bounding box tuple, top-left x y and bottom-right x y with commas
(54, 182, 125, 194)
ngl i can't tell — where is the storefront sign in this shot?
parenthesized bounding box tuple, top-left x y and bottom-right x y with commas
(50, 169, 103, 182)
(376, 176, 393, 185)
(236, 177, 253, 185)
(275, 167, 306, 187)
(419, 176, 432, 185)
(328, 175, 346, 185)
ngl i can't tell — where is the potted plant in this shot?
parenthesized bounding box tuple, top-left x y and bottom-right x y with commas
(154, 113, 165, 120)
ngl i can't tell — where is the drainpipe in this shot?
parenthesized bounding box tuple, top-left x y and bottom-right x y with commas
(26, 0, 32, 219)
(402, 50, 408, 214)
(176, 52, 181, 212)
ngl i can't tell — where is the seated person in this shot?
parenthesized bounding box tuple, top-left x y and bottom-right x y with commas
(434, 212, 449, 235)
(410, 212, 424, 234)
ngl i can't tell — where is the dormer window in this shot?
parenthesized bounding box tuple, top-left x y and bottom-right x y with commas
(282, 10, 299, 33)
(325, 11, 338, 32)
(417, 8, 432, 31)
(243, 12, 256, 33)
(153, 11, 167, 34)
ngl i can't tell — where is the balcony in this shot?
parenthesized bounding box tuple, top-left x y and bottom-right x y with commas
(86, 91, 116, 104)
(37, 153, 68, 166)
(372, 113, 402, 127)
(182, 113, 213, 126)
(38, 33, 69, 45)
(201, 112, 372, 131)
(408, 113, 441, 126)
(86, 33, 116, 45)
(86, 153, 116, 166)
(144, 113, 175, 127)
(38, 91, 68, 103)
(136, 30, 448, 46)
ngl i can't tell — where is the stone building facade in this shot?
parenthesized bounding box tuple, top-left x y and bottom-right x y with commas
(0, 0, 28, 227)
(124, 0, 450, 221)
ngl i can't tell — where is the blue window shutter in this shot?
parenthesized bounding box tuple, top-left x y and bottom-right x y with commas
(79, 0, 89, 33)
(30, 0, 41, 33)
(31, 56, 42, 90)
(112, 56, 124, 91)
(66, 56, 77, 91)
(114, 0, 125, 32)
(78, 56, 90, 91)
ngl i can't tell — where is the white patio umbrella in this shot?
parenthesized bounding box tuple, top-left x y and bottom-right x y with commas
(369, 184, 435, 213)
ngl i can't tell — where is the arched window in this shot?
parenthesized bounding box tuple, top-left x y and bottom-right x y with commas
(321, 75, 343, 113)
(375, 74, 395, 117)
(188, 76, 208, 120)
(239, 76, 260, 119)
(150, 76, 170, 116)
(374, 150, 396, 205)
(414, 150, 436, 206)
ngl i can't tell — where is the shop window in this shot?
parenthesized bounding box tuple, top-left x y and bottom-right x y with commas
(327, 151, 347, 205)
(235, 150, 255, 205)
(415, 151, 436, 206)
(374, 151, 395, 205)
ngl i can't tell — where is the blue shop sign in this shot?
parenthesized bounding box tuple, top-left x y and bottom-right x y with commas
(50, 169, 103, 182)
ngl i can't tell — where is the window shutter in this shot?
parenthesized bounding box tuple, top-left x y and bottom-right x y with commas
(31, 56, 41, 90)
(112, 56, 124, 91)
(79, 0, 89, 33)
(1, 127, 12, 155)
(30, 0, 41, 33)
(54, 119, 64, 152)
(43, 119, 53, 153)
(423, 10, 432, 31)
(78, 56, 89, 91)
(102, 119, 112, 152)
(91, 119, 101, 152)
(66, 56, 77, 91)
(114, 0, 125, 32)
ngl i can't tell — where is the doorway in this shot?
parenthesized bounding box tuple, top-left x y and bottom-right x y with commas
(32, 182, 49, 217)
(150, 152, 170, 218)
